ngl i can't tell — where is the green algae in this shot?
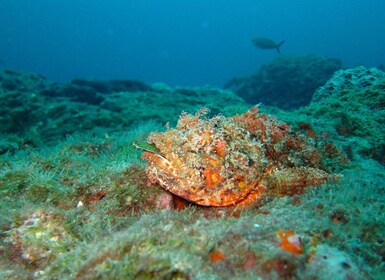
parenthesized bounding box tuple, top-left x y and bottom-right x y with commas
(0, 170, 29, 196)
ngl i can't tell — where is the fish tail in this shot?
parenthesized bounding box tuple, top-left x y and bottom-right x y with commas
(276, 40, 285, 54)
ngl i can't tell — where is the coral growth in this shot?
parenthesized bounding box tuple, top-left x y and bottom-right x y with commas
(142, 107, 338, 206)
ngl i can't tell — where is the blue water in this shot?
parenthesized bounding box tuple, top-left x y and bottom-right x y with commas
(1, 0, 384, 86)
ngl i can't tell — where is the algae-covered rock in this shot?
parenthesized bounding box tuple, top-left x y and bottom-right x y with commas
(312, 66, 385, 102)
(305, 66, 385, 164)
(0, 70, 51, 137)
(4, 210, 78, 269)
(225, 55, 342, 109)
(0, 69, 52, 92)
(304, 245, 365, 280)
(0, 70, 249, 146)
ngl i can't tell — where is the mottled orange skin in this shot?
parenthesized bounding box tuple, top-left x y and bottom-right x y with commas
(142, 107, 338, 207)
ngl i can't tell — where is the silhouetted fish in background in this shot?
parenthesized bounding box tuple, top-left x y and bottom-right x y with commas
(252, 37, 285, 54)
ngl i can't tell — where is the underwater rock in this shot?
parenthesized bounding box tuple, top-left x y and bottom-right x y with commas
(70, 78, 150, 93)
(0, 70, 51, 136)
(142, 107, 338, 207)
(41, 78, 150, 105)
(225, 55, 342, 109)
(312, 65, 385, 102)
(41, 83, 105, 105)
(0, 69, 248, 145)
(4, 210, 77, 269)
(304, 245, 366, 280)
(304, 66, 385, 164)
(0, 69, 51, 92)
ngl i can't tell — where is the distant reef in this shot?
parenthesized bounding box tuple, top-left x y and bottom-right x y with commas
(225, 55, 342, 110)
(0, 69, 249, 149)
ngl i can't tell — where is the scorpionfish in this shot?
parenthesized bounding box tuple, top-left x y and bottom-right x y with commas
(141, 107, 338, 207)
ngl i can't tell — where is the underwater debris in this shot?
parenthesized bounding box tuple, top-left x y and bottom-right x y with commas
(141, 107, 338, 207)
